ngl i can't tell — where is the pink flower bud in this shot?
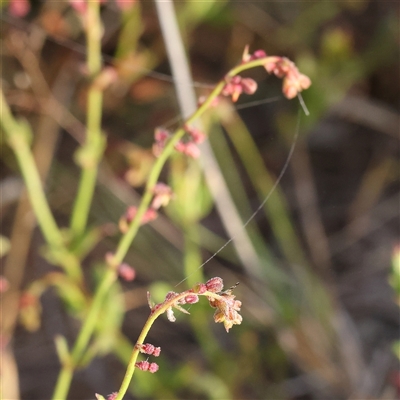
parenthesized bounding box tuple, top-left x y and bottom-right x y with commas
(148, 362, 159, 373)
(185, 126, 206, 144)
(152, 347, 161, 357)
(106, 393, 118, 400)
(241, 78, 258, 95)
(9, 0, 30, 17)
(252, 50, 267, 59)
(184, 294, 199, 304)
(151, 183, 173, 209)
(135, 360, 150, 371)
(193, 283, 207, 294)
(206, 277, 224, 293)
(118, 263, 136, 281)
(183, 142, 200, 159)
(154, 128, 169, 144)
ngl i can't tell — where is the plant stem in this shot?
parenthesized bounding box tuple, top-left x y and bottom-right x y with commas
(52, 55, 282, 399)
(0, 89, 83, 282)
(51, 267, 116, 400)
(70, 0, 104, 236)
(115, 290, 206, 400)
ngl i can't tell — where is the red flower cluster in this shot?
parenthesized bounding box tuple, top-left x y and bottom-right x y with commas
(118, 182, 173, 233)
(136, 343, 161, 357)
(205, 278, 242, 332)
(118, 206, 158, 233)
(222, 76, 258, 103)
(264, 57, 311, 99)
(153, 126, 206, 160)
(225, 46, 311, 101)
(135, 360, 159, 373)
(148, 277, 242, 333)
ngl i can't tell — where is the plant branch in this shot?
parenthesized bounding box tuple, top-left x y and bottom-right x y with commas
(70, 0, 105, 236)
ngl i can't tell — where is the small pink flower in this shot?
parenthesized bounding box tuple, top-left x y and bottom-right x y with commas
(222, 75, 258, 102)
(153, 128, 170, 157)
(135, 360, 159, 373)
(174, 141, 201, 159)
(148, 362, 159, 373)
(106, 393, 118, 400)
(136, 343, 161, 356)
(118, 263, 136, 281)
(183, 142, 200, 159)
(119, 206, 158, 232)
(241, 78, 258, 95)
(151, 183, 173, 209)
(9, 0, 30, 17)
(185, 126, 206, 144)
(206, 277, 224, 293)
(184, 294, 199, 304)
(135, 360, 150, 371)
(252, 49, 267, 59)
(193, 283, 207, 294)
(152, 347, 161, 357)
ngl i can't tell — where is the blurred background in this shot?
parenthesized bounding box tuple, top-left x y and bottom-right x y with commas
(1, 0, 399, 399)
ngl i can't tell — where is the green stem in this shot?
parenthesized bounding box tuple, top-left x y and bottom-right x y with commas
(115, 290, 217, 400)
(0, 89, 83, 282)
(70, 0, 104, 236)
(52, 268, 116, 400)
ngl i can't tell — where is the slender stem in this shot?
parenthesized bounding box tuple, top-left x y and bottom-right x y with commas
(70, 0, 104, 236)
(0, 89, 83, 282)
(51, 268, 116, 400)
(115, 290, 216, 400)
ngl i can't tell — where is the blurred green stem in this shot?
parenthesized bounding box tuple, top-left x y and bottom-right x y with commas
(70, 0, 104, 236)
(0, 89, 82, 282)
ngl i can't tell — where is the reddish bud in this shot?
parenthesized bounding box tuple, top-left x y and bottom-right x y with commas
(9, 0, 30, 17)
(183, 142, 200, 159)
(241, 78, 258, 95)
(206, 277, 224, 293)
(193, 283, 207, 294)
(137, 343, 161, 356)
(118, 263, 136, 281)
(135, 360, 150, 371)
(252, 49, 267, 59)
(106, 393, 118, 400)
(119, 207, 158, 232)
(184, 294, 199, 304)
(152, 346, 161, 357)
(148, 362, 159, 373)
(151, 183, 173, 209)
(154, 128, 169, 143)
(185, 126, 206, 144)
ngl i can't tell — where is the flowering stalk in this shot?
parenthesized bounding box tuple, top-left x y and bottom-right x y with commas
(110, 278, 242, 400)
(69, 0, 106, 236)
(52, 48, 311, 400)
(0, 89, 83, 283)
